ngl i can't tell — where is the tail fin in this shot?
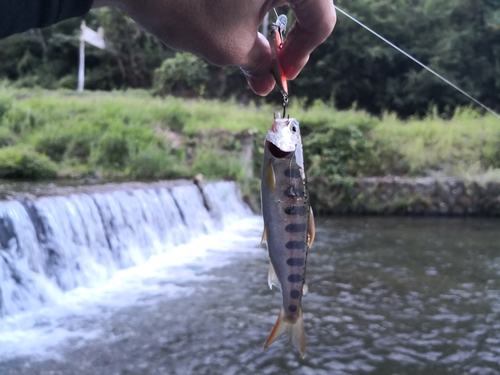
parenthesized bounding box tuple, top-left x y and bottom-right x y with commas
(264, 307, 306, 358)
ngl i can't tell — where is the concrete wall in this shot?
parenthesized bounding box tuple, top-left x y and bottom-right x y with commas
(310, 176, 500, 216)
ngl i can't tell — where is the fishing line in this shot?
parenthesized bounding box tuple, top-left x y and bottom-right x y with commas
(334, 5, 500, 119)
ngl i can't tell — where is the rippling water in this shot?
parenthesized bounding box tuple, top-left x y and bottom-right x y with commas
(307, 217, 500, 375)
(2, 217, 500, 375)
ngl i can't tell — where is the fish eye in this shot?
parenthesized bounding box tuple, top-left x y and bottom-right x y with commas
(290, 124, 297, 133)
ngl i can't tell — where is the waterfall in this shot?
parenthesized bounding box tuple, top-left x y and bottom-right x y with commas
(0, 181, 252, 318)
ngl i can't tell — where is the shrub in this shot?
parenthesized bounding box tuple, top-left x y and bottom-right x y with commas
(129, 148, 190, 179)
(34, 131, 73, 162)
(0, 127, 16, 147)
(57, 75, 78, 90)
(92, 124, 163, 170)
(33, 123, 102, 164)
(0, 147, 57, 179)
(295, 101, 377, 137)
(65, 125, 100, 162)
(482, 131, 500, 169)
(304, 121, 377, 178)
(93, 131, 130, 169)
(119, 125, 159, 155)
(153, 52, 209, 97)
(155, 100, 191, 132)
(191, 148, 244, 181)
(2, 107, 36, 135)
(0, 93, 12, 120)
(367, 137, 410, 176)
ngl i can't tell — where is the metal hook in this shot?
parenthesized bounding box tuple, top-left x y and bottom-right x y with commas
(282, 92, 289, 118)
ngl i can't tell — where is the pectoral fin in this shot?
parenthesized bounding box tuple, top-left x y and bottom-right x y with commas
(268, 262, 282, 291)
(302, 283, 308, 296)
(307, 207, 315, 248)
(266, 161, 276, 192)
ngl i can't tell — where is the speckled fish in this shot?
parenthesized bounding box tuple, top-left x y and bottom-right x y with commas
(260, 116, 315, 358)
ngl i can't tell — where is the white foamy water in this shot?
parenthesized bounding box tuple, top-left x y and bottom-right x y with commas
(0, 180, 259, 361)
(0, 215, 262, 361)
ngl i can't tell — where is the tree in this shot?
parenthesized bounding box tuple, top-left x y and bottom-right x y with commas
(294, 0, 500, 117)
(0, 1, 498, 118)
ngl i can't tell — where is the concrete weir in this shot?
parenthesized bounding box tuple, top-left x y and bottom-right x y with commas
(0, 180, 251, 318)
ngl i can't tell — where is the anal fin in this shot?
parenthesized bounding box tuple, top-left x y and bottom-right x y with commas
(260, 225, 267, 247)
(268, 262, 281, 291)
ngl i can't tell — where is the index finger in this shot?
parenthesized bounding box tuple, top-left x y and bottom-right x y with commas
(280, 0, 337, 80)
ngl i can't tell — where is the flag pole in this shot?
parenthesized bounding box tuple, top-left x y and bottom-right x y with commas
(77, 20, 85, 92)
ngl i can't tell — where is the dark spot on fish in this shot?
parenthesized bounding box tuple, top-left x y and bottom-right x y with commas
(284, 168, 301, 178)
(284, 206, 307, 215)
(284, 187, 304, 198)
(288, 274, 302, 283)
(286, 241, 306, 250)
(287, 258, 305, 267)
(288, 305, 298, 312)
(285, 223, 306, 233)
(290, 289, 300, 299)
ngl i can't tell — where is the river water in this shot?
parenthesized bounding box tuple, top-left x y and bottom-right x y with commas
(1, 216, 500, 375)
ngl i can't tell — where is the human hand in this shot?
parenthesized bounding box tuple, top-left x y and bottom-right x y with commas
(92, 0, 336, 96)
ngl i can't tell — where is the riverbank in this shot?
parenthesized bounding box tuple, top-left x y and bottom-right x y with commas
(0, 88, 498, 213)
(311, 176, 500, 216)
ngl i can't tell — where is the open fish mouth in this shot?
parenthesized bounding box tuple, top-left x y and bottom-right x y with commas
(266, 140, 294, 159)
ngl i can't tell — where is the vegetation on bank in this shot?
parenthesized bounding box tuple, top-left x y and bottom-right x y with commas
(0, 89, 498, 192)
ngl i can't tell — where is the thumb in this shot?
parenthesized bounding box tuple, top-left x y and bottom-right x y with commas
(240, 32, 276, 96)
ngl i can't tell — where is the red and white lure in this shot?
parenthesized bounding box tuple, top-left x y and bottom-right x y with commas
(269, 13, 289, 117)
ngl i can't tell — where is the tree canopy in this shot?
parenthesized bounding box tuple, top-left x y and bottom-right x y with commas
(0, 0, 498, 118)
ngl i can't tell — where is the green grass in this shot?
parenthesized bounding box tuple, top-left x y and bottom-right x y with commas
(0, 87, 498, 184)
(374, 108, 500, 176)
(0, 146, 57, 179)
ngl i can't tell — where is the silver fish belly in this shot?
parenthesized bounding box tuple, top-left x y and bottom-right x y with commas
(261, 117, 315, 358)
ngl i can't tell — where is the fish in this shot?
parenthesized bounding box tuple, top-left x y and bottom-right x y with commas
(260, 115, 315, 358)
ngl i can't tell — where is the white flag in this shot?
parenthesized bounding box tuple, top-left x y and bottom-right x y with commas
(82, 26, 105, 49)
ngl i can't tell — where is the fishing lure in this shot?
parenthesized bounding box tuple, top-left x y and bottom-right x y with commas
(269, 13, 289, 117)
